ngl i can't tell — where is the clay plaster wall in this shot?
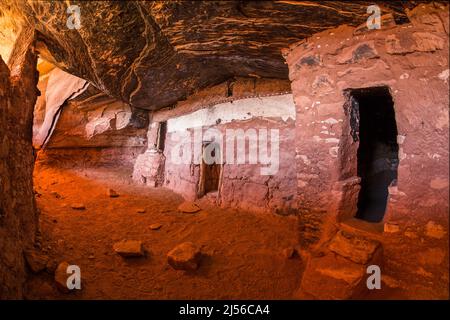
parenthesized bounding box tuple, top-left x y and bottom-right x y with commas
(164, 116, 296, 214)
(284, 3, 449, 233)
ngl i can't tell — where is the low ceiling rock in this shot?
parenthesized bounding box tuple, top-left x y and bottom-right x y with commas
(1, 1, 424, 111)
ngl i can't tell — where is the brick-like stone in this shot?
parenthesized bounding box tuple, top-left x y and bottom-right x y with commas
(178, 201, 201, 213)
(328, 231, 382, 264)
(113, 240, 145, 257)
(167, 242, 201, 271)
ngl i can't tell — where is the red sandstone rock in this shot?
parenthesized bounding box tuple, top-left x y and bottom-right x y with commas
(107, 188, 119, 198)
(177, 202, 201, 214)
(71, 204, 86, 210)
(384, 223, 400, 233)
(167, 242, 201, 271)
(1, 1, 418, 111)
(0, 25, 39, 298)
(425, 221, 446, 239)
(24, 250, 49, 274)
(282, 247, 296, 259)
(297, 253, 366, 299)
(46, 260, 58, 274)
(328, 231, 382, 265)
(150, 223, 162, 230)
(113, 240, 144, 257)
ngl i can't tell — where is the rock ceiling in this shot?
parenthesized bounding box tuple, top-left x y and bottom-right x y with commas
(0, 1, 429, 111)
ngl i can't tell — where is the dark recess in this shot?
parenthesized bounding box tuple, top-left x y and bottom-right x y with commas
(351, 86, 399, 223)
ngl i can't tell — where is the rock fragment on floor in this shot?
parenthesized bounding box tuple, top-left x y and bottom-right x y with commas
(328, 230, 381, 264)
(136, 208, 146, 213)
(297, 253, 367, 299)
(71, 203, 85, 210)
(107, 188, 119, 198)
(113, 240, 144, 257)
(167, 242, 201, 271)
(178, 201, 201, 213)
(150, 223, 162, 230)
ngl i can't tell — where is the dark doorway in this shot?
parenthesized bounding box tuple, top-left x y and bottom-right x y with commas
(157, 121, 167, 152)
(350, 87, 399, 222)
(200, 142, 221, 195)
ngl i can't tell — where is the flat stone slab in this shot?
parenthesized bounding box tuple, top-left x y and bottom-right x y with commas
(178, 201, 201, 213)
(150, 223, 162, 230)
(328, 230, 381, 264)
(167, 242, 201, 271)
(107, 188, 119, 198)
(71, 203, 85, 210)
(298, 253, 366, 299)
(113, 240, 144, 257)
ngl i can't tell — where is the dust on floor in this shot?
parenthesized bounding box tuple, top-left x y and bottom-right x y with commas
(26, 164, 303, 299)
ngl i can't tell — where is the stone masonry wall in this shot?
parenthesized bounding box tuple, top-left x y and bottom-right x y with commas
(133, 78, 298, 214)
(284, 3, 449, 240)
(163, 117, 296, 214)
(0, 27, 38, 299)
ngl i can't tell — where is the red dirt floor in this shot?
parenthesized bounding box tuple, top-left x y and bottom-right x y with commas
(26, 163, 448, 300)
(26, 164, 304, 299)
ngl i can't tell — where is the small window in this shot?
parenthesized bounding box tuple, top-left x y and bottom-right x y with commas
(157, 121, 167, 152)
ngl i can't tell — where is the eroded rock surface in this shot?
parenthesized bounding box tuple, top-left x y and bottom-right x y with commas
(167, 242, 202, 271)
(1, 1, 420, 111)
(0, 25, 38, 299)
(113, 240, 145, 258)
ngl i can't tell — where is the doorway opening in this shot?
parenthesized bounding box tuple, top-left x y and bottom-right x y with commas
(350, 86, 399, 222)
(157, 121, 167, 152)
(199, 141, 222, 197)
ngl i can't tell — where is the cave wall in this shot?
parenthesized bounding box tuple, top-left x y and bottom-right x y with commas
(35, 76, 148, 169)
(33, 67, 87, 148)
(133, 78, 298, 214)
(0, 27, 38, 299)
(284, 3, 449, 238)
